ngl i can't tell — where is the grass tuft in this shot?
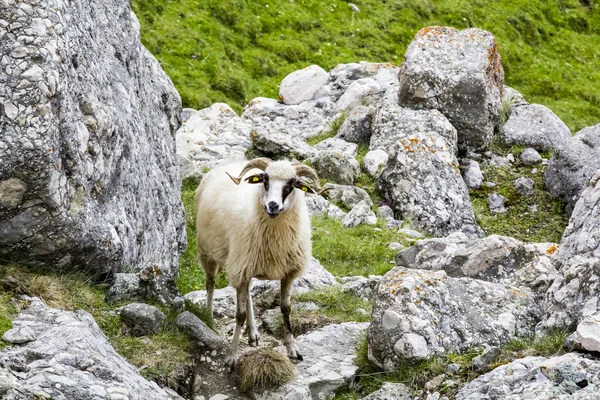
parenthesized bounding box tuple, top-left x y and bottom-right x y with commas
(237, 348, 295, 392)
(306, 112, 347, 146)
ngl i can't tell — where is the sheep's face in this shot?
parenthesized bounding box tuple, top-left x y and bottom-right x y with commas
(247, 162, 315, 219)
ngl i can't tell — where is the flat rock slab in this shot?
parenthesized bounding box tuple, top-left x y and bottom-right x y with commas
(398, 26, 504, 150)
(456, 353, 600, 400)
(369, 267, 541, 371)
(254, 322, 369, 400)
(0, 298, 181, 400)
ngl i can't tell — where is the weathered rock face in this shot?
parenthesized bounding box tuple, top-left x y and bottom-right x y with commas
(255, 322, 368, 400)
(499, 104, 572, 151)
(372, 102, 482, 238)
(566, 311, 600, 353)
(539, 172, 600, 332)
(455, 353, 600, 400)
(342, 200, 377, 228)
(398, 26, 504, 150)
(324, 184, 373, 209)
(0, 298, 182, 400)
(336, 105, 375, 144)
(119, 303, 167, 336)
(310, 150, 360, 185)
(369, 267, 541, 371)
(175, 103, 252, 178)
(395, 233, 559, 293)
(0, 0, 186, 286)
(545, 124, 600, 213)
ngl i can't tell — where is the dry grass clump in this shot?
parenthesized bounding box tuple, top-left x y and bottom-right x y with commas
(237, 348, 295, 393)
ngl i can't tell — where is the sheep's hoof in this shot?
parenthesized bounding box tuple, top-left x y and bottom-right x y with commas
(248, 332, 260, 347)
(225, 354, 238, 372)
(286, 344, 303, 362)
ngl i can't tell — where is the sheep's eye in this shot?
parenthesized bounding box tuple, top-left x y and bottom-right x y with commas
(245, 174, 265, 184)
(293, 182, 315, 194)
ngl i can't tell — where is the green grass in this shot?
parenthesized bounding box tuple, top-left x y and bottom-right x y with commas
(469, 145, 568, 243)
(306, 112, 347, 146)
(132, 0, 600, 132)
(0, 292, 16, 349)
(334, 329, 570, 399)
(311, 216, 415, 277)
(295, 286, 372, 323)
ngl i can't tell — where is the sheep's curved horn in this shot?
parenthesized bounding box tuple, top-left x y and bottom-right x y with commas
(293, 163, 330, 194)
(226, 158, 273, 185)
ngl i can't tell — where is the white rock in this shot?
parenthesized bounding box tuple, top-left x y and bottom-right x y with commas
(342, 200, 377, 227)
(363, 149, 388, 177)
(279, 65, 329, 105)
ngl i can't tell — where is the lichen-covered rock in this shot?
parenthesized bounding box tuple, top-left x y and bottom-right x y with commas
(545, 124, 600, 213)
(369, 267, 541, 371)
(313, 137, 358, 157)
(340, 275, 382, 300)
(0, 298, 182, 400)
(175, 103, 252, 178)
(463, 160, 484, 189)
(398, 26, 504, 150)
(520, 148, 542, 166)
(499, 104, 572, 151)
(395, 233, 559, 293)
(455, 353, 600, 400)
(255, 322, 368, 400)
(363, 149, 389, 178)
(515, 176, 535, 197)
(251, 126, 317, 160)
(336, 106, 375, 144)
(342, 200, 377, 228)
(488, 192, 506, 213)
(304, 195, 346, 220)
(175, 311, 224, 351)
(310, 150, 361, 185)
(0, 0, 186, 292)
(565, 311, 600, 353)
(107, 273, 142, 303)
(324, 184, 373, 209)
(372, 102, 482, 238)
(539, 172, 600, 332)
(336, 78, 382, 111)
(279, 65, 329, 105)
(119, 303, 167, 336)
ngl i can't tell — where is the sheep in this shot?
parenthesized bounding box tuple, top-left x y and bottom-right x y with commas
(194, 157, 326, 369)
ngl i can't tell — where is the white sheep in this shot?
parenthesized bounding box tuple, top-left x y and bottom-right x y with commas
(194, 157, 325, 368)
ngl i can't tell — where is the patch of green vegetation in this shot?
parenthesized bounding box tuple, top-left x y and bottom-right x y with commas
(132, 0, 600, 132)
(470, 146, 567, 243)
(0, 292, 16, 349)
(335, 328, 570, 399)
(311, 216, 414, 277)
(306, 112, 347, 146)
(295, 286, 372, 323)
(178, 177, 228, 295)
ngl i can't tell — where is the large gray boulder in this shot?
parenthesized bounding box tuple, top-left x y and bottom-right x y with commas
(175, 103, 251, 178)
(0, 298, 182, 400)
(499, 104, 572, 151)
(255, 322, 368, 400)
(335, 105, 375, 144)
(539, 172, 600, 333)
(310, 150, 360, 185)
(545, 124, 600, 213)
(372, 102, 482, 238)
(455, 353, 600, 400)
(0, 0, 186, 291)
(369, 267, 541, 371)
(398, 26, 504, 150)
(395, 232, 559, 293)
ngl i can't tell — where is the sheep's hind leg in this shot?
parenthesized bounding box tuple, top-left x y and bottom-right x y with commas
(281, 275, 303, 361)
(246, 284, 260, 346)
(200, 256, 217, 317)
(225, 281, 249, 371)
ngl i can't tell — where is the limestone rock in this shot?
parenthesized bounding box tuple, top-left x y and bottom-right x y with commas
(515, 176, 535, 197)
(395, 233, 559, 293)
(336, 78, 382, 111)
(566, 312, 600, 353)
(313, 137, 358, 157)
(499, 104, 571, 151)
(175, 312, 224, 351)
(279, 65, 329, 105)
(336, 106, 375, 144)
(545, 124, 600, 213)
(324, 184, 373, 209)
(304, 195, 346, 220)
(175, 103, 252, 178)
(369, 267, 541, 371)
(372, 102, 482, 238)
(251, 126, 316, 160)
(0, 0, 186, 296)
(520, 148, 542, 166)
(119, 303, 167, 336)
(456, 353, 600, 400)
(340, 275, 382, 300)
(398, 26, 504, 150)
(255, 322, 368, 400)
(488, 192, 506, 213)
(363, 149, 388, 177)
(463, 160, 484, 189)
(107, 273, 142, 303)
(0, 298, 182, 400)
(342, 200, 377, 228)
(310, 150, 360, 185)
(361, 383, 412, 400)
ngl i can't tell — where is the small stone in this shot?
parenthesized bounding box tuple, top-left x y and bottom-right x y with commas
(119, 303, 167, 336)
(393, 333, 430, 360)
(208, 394, 229, 400)
(398, 228, 424, 239)
(389, 242, 404, 251)
(1, 325, 35, 344)
(0, 178, 27, 209)
(425, 375, 445, 392)
(488, 193, 506, 213)
(520, 148, 542, 165)
(472, 346, 501, 371)
(463, 160, 484, 189)
(363, 149, 389, 177)
(342, 200, 377, 227)
(514, 176, 535, 197)
(445, 363, 461, 374)
(377, 206, 394, 220)
(176, 311, 224, 350)
(506, 153, 515, 163)
(566, 311, 600, 352)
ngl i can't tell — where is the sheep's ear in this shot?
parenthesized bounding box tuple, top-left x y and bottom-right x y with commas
(245, 174, 266, 184)
(226, 172, 242, 185)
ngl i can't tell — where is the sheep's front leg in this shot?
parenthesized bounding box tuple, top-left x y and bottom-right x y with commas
(281, 275, 303, 361)
(246, 284, 260, 346)
(225, 281, 249, 371)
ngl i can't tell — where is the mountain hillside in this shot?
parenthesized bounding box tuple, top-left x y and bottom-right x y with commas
(131, 0, 600, 131)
